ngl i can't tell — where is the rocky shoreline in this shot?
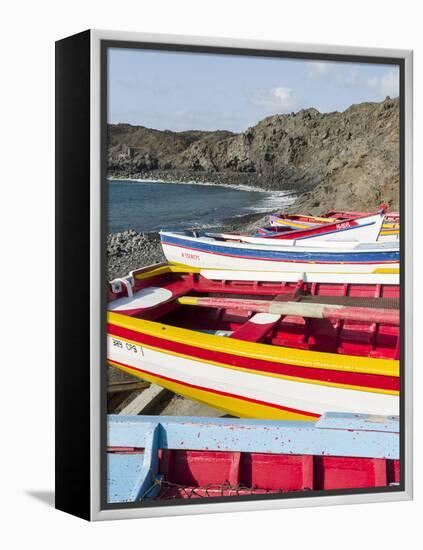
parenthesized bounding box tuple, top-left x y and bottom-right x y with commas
(107, 231, 165, 280)
(108, 169, 307, 193)
(108, 98, 400, 213)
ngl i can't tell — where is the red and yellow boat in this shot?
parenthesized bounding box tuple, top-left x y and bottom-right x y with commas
(107, 264, 400, 421)
(269, 208, 399, 240)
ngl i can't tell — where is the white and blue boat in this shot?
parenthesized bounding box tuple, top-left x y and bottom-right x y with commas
(159, 231, 400, 274)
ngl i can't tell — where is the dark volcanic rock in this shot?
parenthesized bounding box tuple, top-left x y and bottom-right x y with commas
(107, 230, 166, 280)
(106, 214, 273, 280)
(108, 98, 399, 210)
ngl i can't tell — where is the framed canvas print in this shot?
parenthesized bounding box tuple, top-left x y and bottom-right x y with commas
(55, 29, 413, 521)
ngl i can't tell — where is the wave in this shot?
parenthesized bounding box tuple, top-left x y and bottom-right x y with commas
(108, 176, 297, 196)
(246, 191, 297, 216)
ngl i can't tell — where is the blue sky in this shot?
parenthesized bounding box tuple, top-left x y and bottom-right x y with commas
(108, 47, 399, 133)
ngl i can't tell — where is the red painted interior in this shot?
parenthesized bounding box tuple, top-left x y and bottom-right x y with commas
(325, 211, 400, 223)
(109, 271, 400, 360)
(108, 447, 400, 499)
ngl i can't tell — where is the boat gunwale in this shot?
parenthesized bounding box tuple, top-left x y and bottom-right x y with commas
(131, 264, 400, 284)
(160, 230, 400, 254)
(106, 333, 399, 396)
(107, 311, 399, 378)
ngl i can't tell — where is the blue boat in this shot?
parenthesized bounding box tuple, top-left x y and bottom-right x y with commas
(107, 413, 400, 503)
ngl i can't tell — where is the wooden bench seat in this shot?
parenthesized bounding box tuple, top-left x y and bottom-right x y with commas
(229, 313, 281, 343)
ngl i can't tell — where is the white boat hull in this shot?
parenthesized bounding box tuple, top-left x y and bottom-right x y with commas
(198, 268, 400, 285)
(161, 242, 398, 274)
(107, 335, 399, 418)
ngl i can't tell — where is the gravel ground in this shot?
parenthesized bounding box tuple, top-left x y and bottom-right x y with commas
(107, 231, 166, 281)
(107, 210, 272, 280)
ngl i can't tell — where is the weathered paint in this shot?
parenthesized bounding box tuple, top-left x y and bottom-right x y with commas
(108, 423, 160, 503)
(107, 413, 399, 503)
(108, 413, 399, 457)
(314, 412, 400, 432)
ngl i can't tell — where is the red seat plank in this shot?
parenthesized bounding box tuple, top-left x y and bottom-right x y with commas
(230, 313, 281, 343)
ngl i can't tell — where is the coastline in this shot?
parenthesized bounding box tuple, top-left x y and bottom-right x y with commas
(107, 169, 306, 194)
(108, 174, 299, 198)
(107, 177, 298, 280)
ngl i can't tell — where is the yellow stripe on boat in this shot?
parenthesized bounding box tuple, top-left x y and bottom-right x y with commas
(134, 264, 201, 279)
(108, 312, 399, 378)
(372, 267, 400, 274)
(273, 215, 339, 227)
(273, 220, 313, 229)
(107, 332, 398, 396)
(108, 360, 315, 420)
(380, 229, 400, 236)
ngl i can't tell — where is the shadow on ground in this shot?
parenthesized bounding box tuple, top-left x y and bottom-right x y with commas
(26, 490, 55, 508)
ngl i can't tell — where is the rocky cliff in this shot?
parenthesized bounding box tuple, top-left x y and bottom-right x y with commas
(108, 97, 399, 212)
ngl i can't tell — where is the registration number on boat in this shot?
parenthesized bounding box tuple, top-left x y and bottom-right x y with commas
(181, 252, 200, 261)
(110, 337, 144, 356)
(335, 221, 352, 230)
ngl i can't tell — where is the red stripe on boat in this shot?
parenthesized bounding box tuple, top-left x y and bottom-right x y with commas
(108, 323, 399, 391)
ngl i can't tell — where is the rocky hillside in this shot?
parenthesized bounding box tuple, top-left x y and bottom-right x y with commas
(108, 97, 399, 211)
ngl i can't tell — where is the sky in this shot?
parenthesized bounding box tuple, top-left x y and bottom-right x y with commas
(108, 47, 400, 133)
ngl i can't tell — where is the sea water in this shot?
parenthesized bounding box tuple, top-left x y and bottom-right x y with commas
(108, 179, 294, 233)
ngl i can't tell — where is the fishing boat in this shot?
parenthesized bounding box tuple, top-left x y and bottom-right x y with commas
(269, 213, 343, 230)
(245, 212, 384, 242)
(261, 222, 398, 243)
(107, 413, 400, 503)
(214, 212, 384, 243)
(325, 210, 400, 224)
(325, 211, 400, 240)
(159, 231, 399, 273)
(207, 230, 398, 247)
(270, 210, 399, 241)
(107, 264, 399, 421)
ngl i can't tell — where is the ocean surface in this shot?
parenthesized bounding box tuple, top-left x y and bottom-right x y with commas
(108, 179, 295, 233)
